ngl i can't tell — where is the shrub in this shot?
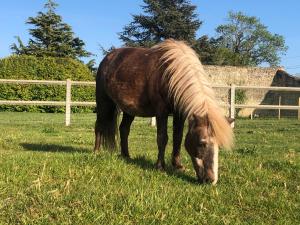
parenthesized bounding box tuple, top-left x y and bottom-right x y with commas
(235, 89, 247, 104)
(0, 55, 95, 112)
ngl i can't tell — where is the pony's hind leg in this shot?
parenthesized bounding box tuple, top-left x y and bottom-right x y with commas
(119, 113, 135, 158)
(94, 119, 102, 153)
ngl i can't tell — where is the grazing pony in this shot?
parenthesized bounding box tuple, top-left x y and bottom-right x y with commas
(94, 39, 233, 184)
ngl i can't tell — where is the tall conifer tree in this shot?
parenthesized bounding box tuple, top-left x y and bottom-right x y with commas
(11, 0, 91, 59)
(119, 0, 202, 47)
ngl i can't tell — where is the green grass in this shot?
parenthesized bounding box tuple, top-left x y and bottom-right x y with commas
(0, 112, 299, 224)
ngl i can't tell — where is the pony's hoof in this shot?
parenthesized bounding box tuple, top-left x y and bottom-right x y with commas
(120, 153, 131, 159)
(172, 160, 185, 171)
(155, 162, 165, 171)
(173, 164, 185, 171)
(93, 150, 100, 155)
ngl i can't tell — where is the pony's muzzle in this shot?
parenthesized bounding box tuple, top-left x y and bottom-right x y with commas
(203, 169, 218, 185)
(197, 170, 217, 185)
(193, 158, 218, 185)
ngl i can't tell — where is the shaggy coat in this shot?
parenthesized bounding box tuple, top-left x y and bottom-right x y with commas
(94, 39, 233, 184)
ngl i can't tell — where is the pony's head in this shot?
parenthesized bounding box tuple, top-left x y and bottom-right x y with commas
(155, 39, 234, 184)
(185, 114, 234, 185)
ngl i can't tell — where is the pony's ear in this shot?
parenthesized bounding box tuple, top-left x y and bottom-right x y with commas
(192, 113, 197, 120)
(192, 113, 203, 126)
(201, 115, 210, 127)
(226, 117, 235, 124)
(188, 114, 196, 129)
(189, 113, 199, 130)
(192, 114, 209, 127)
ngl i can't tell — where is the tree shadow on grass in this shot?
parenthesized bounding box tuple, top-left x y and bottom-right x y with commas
(123, 155, 199, 185)
(21, 143, 91, 153)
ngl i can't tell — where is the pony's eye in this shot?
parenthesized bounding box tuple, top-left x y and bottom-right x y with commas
(199, 138, 208, 148)
(199, 142, 207, 148)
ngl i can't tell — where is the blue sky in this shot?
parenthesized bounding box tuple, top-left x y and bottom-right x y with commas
(1, 0, 300, 75)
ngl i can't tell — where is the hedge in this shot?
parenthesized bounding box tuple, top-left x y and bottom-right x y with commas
(0, 55, 96, 112)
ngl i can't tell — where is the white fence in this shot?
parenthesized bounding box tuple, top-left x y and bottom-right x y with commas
(0, 79, 300, 126)
(0, 79, 95, 126)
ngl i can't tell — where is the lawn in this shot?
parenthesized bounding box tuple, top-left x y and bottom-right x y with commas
(0, 112, 299, 224)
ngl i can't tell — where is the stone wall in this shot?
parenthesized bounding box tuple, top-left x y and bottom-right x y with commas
(255, 70, 300, 117)
(203, 65, 278, 86)
(202, 65, 300, 118)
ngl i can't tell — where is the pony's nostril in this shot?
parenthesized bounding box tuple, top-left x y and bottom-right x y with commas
(197, 177, 204, 184)
(202, 173, 216, 184)
(206, 169, 215, 182)
(204, 177, 212, 183)
(205, 176, 218, 185)
(198, 176, 213, 184)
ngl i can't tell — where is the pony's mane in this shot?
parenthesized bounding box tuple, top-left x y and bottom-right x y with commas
(153, 39, 233, 149)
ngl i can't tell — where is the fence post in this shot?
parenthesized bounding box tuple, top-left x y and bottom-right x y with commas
(150, 117, 156, 127)
(278, 96, 281, 119)
(65, 79, 71, 126)
(230, 84, 236, 128)
(298, 97, 300, 120)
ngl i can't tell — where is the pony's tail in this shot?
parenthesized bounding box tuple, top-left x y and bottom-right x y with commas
(95, 96, 119, 151)
(95, 87, 119, 150)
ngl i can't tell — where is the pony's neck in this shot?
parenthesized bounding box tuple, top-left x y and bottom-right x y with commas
(153, 39, 233, 149)
(153, 40, 216, 119)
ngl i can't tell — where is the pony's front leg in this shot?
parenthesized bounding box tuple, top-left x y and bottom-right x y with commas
(155, 115, 168, 170)
(119, 113, 135, 158)
(172, 113, 185, 170)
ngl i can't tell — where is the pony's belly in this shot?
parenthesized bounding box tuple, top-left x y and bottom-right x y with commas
(116, 98, 156, 117)
(120, 105, 155, 117)
(107, 86, 156, 117)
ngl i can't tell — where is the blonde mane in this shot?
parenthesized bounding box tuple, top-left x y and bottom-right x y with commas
(153, 39, 233, 149)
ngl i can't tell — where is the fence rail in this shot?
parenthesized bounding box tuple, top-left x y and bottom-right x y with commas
(0, 79, 299, 126)
(0, 79, 66, 85)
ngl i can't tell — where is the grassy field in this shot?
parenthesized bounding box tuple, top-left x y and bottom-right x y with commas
(0, 112, 299, 224)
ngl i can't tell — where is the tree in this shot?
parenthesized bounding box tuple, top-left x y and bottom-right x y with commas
(11, 0, 91, 59)
(212, 11, 287, 66)
(193, 35, 216, 64)
(85, 59, 98, 75)
(119, 0, 202, 47)
(100, 45, 116, 56)
(194, 36, 247, 65)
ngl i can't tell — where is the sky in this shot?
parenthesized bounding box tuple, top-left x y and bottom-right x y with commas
(1, 0, 300, 75)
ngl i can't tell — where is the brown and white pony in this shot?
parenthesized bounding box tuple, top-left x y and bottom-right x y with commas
(94, 39, 233, 184)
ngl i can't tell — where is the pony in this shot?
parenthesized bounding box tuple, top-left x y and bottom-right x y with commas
(94, 39, 233, 184)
